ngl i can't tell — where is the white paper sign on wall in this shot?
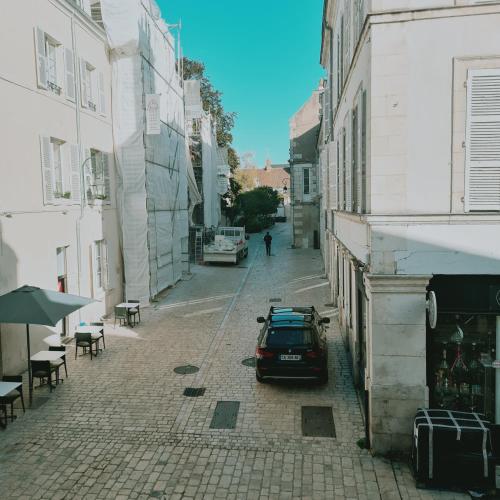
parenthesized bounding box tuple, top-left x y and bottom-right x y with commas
(146, 94, 161, 135)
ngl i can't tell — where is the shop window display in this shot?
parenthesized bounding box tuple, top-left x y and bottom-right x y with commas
(430, 314, 496, 420)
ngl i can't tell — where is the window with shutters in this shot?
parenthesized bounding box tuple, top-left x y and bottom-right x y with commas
(342, 126, 349, 210)
(46, 40, 58, 91)
(40, 136, 81, 205)
(85, 149, 110, 203)
(35, 28, 63, 95)
(336, 140, 341, 209)
(93, 239, 108, 293)
(465, 68, 500, 211)
(340, 17, 345, 90)
(361, 89, 367, 213)
(352, 106, 359, 212)
(51, 139, 71, 199)
(80, 60, 105, 115)
(83, 63, 95, 110)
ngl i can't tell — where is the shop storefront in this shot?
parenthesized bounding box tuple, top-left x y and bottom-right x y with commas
(427, 276, 500, 423)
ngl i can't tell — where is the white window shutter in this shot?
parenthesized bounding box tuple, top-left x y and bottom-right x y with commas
(324, 77, 331, 142)
(84, 147, 92, 202)
(103, 241, 110, 290)
(61, 143, 71, 195)
(102, 152, 111, 201)
(339, 132, 344, 209)
(345, 116, 352, 211)
(64, 48, 76, 102)
(40, 136, 54, 204)
(356, 93, 363, 213)
(345, 2, 351, 78)
(80, 59, 88, 108)
(98, 72, 105, 115)
(465, 68, 500, 211)
(35, 27, 48, 89)
(330, 142, 337, 210)
(70, 144, 81, 203)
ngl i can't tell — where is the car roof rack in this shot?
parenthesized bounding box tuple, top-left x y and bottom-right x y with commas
(270, 306, 315, 315)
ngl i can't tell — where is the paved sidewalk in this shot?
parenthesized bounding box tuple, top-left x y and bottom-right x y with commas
(0, 224, 468, 499)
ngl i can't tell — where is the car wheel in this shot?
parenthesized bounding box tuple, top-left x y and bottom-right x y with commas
(256, 372, 265, 383)
(318, 373, 328, 385)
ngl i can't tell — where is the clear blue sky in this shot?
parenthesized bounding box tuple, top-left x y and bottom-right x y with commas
(157, 0, 325, 167)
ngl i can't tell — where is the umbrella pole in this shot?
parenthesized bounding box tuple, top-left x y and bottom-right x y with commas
(26, 324, 33, 406)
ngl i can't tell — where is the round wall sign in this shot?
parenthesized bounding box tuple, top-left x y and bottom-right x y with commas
(427, 291, 437, 329)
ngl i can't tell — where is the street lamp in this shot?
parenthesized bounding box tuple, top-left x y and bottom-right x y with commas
(282, 178, 288, 193)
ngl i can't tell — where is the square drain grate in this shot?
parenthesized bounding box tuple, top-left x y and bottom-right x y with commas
(210, 401, 240, 429)
(269, 298, 282, 303)
(301, 406, 336, 438)
(183, 387, 206, 397)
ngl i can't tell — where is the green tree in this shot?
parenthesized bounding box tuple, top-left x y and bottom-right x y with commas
(235, 187, 280, 232)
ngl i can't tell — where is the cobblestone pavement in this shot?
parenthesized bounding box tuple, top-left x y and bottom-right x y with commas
(0, 224, 468, 499)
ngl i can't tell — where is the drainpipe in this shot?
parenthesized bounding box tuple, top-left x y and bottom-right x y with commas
(72, 14, 84, 322)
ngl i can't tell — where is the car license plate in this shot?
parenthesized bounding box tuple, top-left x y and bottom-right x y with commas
(280, 354, 301, 361)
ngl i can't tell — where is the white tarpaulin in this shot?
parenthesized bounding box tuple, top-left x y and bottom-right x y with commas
(101, 0, 200, 302)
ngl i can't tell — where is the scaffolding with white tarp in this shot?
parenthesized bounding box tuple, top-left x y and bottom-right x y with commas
(100, 0, 200, 302)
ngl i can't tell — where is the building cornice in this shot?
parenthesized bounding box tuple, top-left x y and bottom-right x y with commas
(52, 0, 108, 44)
(333, 211, 500, 226)
(364, 274, 431, 294)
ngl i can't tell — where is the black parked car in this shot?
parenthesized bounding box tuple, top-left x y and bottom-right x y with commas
(255, 306, 330, 384)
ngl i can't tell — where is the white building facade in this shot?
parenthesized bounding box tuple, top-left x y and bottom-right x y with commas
(0, 0, 122, 374)
(320, 0, 500, 453)
(289, 90, 321, 249)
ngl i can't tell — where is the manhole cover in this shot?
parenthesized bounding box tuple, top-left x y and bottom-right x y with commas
(183, 387, 206, 397)
(210, 401, 240, 429)
(269, 298, 282, 303)
(149, 491, 164, 498)
(174, 365, 199, 375)
(241, 357, 256, 367)
(302, 406, 336, 438)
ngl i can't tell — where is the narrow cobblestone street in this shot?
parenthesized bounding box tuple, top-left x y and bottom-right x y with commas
(0, 224, 467, 500)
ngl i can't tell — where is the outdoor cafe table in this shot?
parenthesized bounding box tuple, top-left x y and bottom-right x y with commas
(75, 325, 103, 339)
(30, 351, 65, 389)
(0, 381, 22, 428)
(30, 351, 64, 362)
(116, 302, 140, 326)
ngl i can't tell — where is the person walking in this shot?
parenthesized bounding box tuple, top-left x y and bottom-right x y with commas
(264, 232, 272, 256)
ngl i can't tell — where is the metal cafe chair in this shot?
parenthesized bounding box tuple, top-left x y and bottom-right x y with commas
(48, 346, 68, 381)
(90, 322, 105, 349)
(0, 375, 25, 422)
(114, 306, 128, 327)
(30, 360, 57, 392)
(74, 332, 99, 360)
(127, 300, 141, 326)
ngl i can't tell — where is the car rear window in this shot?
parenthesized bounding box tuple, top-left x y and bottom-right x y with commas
(265, 328, 313, 347)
